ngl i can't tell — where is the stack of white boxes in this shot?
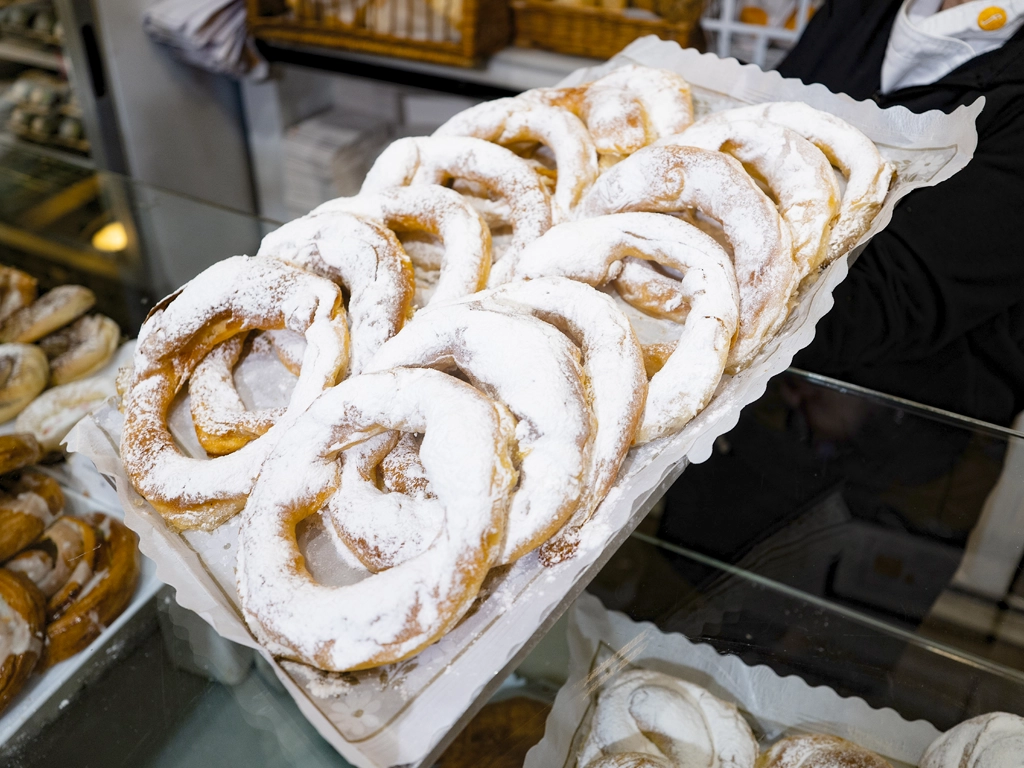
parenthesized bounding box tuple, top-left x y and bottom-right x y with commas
(282, 108, 390, 220)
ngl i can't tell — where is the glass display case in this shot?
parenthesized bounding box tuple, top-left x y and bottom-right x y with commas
(0, 139, 1022, 767)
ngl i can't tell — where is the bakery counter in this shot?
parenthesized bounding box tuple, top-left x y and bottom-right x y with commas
(2, 369, 1022, 767)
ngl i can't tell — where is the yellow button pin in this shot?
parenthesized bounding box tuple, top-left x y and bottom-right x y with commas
(978, 6, 1007, 30)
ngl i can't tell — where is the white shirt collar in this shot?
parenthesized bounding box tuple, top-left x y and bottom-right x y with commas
(880, 0, 1024, 93)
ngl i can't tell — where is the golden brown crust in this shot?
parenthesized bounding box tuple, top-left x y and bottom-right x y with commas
(0, 467, 59, 563)
(6, 516, 96, 617)
(640, 342, 678, 379)
(0, 267, 37, 324)
(757, 734, 894, 768)
(0, 433, 43, 476)
(38, 314, 120, 385)
(41, 513, 139, 668)
(438, 697, 551, 768)
(0, 345, 48, 423)
(0, 285, 95, 343)
(0, 569, 45, 715)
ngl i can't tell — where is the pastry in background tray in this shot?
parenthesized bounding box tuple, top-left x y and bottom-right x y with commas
(0, 569, 45, 715)
(920, 712, 1024, 768)
(578, 668, 758, 768)
(15, 376, 117, 452)
(438, 696, 551, 768)
(0, 269, 122, 430)
(757, 734, 893, 768)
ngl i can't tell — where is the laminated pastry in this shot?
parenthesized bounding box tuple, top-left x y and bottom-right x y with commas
(0, 343, 49, 423)
(37, 314, 120, 386)
(0, 285, 95, 343)
(0, 570, 45, 714)
(579, 669, 758, 768)
(758, 734, 893, 767)
(236, 368, 518, 671)
(0, 432, 44, 475)
(0, 468, 63, 562)
(920, 712, 1024, 768)
(42, 513, 140, 668)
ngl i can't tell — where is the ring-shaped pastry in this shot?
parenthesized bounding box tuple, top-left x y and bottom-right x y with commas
(578, 145, 793, 373)
(38, 314, 120, 385)
(0, 343, 48, 422)
(257, 210, 414, 375)
(0, 267, 36, 323)
(521, 64, 693, 166)
(706, 102, 894, 260)
(0, 285, 94, 343)
(362, 302, 592, 564)
(313, 186, 490, 305)
(466, 277, 647, 564)
(510, 213, 739, 444)
(434, 99, 599, 220)
(121, 256, 349, 530)
(361, 136, 553, 277)
(579, 669, 757, 768)
(236, 367, 518, 671)
(663, 117, 840, 281)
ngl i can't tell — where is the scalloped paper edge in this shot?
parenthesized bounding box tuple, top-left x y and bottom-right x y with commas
(524, 592, 943, 767)
(63, 38, 980, 768)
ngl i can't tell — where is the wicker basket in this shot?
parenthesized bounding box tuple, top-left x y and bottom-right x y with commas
(247, 0, 511, 67)
(512, 1, 700, 60)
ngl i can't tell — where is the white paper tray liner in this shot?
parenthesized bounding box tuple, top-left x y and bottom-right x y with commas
(525, 593, 943, 768)
(65, 36, 981, 768)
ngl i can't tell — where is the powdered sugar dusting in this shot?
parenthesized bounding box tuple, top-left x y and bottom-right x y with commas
(236, 368, 517, 671)
(364, 302, 590, 564)
(706, 103, 894, 262)
(314, 186, 490, 305)
(579, 145, 794, 372)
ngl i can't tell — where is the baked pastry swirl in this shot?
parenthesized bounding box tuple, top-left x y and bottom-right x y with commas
(578, 145, 794, 373)
(361, 136, 553, 270)
(121, 256, 349, 530)
(42, 513, 140, 668)
(0, 267, 37, 324)
(511, 214, 739, 444)
(0, 285, 95, 344)
(579, 669, 757, 768)
(237, 367, 517, 671)
(361, 302, 591, 565)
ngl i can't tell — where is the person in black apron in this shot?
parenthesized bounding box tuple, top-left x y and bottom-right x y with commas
(650, 2, 1024, 631)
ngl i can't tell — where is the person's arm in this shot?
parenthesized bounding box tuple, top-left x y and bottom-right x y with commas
(795, 106, 1024, 374)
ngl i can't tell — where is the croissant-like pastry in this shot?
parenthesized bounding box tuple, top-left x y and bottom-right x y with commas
(0, 468, 63, 562)
(6, 516, 97, 617)
(0, 569, 45, 714)
(41, 513, 139, 668)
